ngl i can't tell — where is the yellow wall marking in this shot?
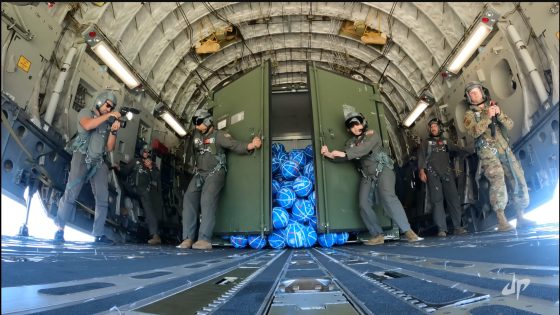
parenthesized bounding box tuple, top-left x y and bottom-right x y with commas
(17, 55, 31, 73)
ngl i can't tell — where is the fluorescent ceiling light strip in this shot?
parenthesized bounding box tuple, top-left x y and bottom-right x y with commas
(92, 42, 140, 89)
(447, 23, 492, 74)
(403, 100, 429, 127)
(161, 112, 187, 137)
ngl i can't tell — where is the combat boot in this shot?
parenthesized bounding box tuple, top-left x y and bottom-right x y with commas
(515, 209, 536, 229)
(454, 227, 468, 235)
(53, 230, 65, 243)
(176, 239, 193, 249)
(437, 231, 447, 237)
(94, 235, 115, 245)
(148, 234, 161, 245)
(404, 230, 424, 242)
(363, 234, 384, 245)
(192, 239, 212, 250)
(496, 209, 514, 231)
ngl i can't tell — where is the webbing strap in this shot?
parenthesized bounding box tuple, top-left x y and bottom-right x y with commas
(66, 165, 98, 190)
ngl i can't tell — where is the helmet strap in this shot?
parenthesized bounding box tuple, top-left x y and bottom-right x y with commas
(360, 125, 368, 135)
(473, 97, 487, 106)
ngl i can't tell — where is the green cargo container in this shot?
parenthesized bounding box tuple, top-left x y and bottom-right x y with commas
(308, 63, 395, 235)
(209, 61, 397, 239)
(212, 62, 271, 235)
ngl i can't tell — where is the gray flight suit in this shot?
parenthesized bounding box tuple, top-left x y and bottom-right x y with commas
(342, 131, 412, 236)
(182, 129, 251, 242)
(56, 108, 111, 237)
(120, 158, 161, 236)
(417, 136, 463, 233)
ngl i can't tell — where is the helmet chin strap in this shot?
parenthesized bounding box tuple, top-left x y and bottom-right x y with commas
(474, 99, 486, 106)
(469, 93, 487, 106)
(357, 125, 367, 136)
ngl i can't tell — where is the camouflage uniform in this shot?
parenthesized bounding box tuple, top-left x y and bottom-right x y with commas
(463, 103, 529, 215)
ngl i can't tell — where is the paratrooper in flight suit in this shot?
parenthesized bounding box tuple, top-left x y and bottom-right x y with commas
(54, 90, 121, 244)
(463, 81, 535, 231)
(117, 146, 162, 245)
(177, 109, 262, 250)
(418, 118, 468, 237)
(320, 105, 423, 245)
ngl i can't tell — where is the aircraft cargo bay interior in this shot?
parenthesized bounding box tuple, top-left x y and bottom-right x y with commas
(1, 2, 559, 314)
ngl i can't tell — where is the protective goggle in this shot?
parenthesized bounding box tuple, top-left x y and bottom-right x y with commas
(192, 117, 205, 125)
(104, 101, 114, 110)
(466, 85, 483, 95)
(346, 117, 363, 128)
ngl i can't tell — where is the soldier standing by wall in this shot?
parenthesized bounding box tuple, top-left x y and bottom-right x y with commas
(177, 109, 262, 250)
(116, 146, 162, 245)
(463, 81, 535, 231)
(418, 118, 468, 237)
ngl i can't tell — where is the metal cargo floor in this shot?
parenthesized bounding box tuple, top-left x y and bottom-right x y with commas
(2, 224, 558, 315)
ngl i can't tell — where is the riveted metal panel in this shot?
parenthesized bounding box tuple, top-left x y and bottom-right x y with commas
(213, 62, 270, 234)
(1, 95, 70, 205)
(1, 3, 62, 108)
(309, 63, 392, 232)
